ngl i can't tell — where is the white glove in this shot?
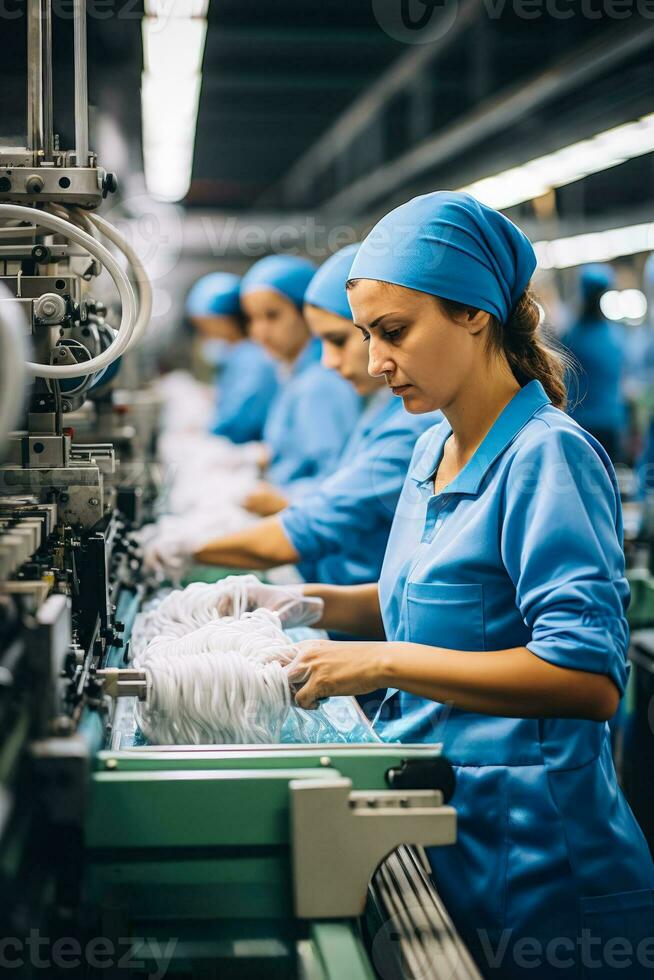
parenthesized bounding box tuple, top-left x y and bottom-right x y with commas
(216, 578, 324, 629)
(142, 536, 193, 585)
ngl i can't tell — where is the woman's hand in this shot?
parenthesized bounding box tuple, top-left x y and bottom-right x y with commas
(286, 640, 388, 708)
(215, 579, 324, 628)
(242, 481, 289, 516)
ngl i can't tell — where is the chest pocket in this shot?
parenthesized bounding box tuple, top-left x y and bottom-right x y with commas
(405, 582, 485, 651)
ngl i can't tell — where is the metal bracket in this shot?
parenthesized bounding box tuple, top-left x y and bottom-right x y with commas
(290, 777, 456, 919)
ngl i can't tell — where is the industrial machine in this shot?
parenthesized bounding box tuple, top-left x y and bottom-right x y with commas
(0, 4, 479, 977)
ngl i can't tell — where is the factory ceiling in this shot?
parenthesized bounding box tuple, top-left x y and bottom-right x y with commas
(1, 1, 653, 233)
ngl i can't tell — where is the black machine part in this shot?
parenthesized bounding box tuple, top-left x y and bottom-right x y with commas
(365, 845, 482, 980)
(386, 756, 456, 802)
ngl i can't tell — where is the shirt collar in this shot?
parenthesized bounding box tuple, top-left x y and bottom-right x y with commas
(410, 380, 551, 495)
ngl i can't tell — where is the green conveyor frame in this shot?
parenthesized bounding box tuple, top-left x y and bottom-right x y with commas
(83, 743, 449, 979)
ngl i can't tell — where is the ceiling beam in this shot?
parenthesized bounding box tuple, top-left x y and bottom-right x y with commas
(262, 0, 484, 207)
(321, 21, 654, 215)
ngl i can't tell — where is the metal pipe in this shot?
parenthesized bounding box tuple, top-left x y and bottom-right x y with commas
(73, 0, 89, 166)
(26, 0, 44, 155)
(42, 0, 54, 161)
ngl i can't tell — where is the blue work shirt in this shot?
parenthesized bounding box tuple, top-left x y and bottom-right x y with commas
(210, 340, 279, 444)
(563, 317, 626, 433)
(264, 338, 361, 491)
(280, 389, 440, 585)
(377, 380, 654, 978)
(624, 322, 654, 399)
(637, 414, 654, 498)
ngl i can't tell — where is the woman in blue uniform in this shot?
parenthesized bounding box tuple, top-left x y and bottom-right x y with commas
(194, 244, 438, 587)
(220, 193, 654, 978)
(186, 271, 279, 444)
(562, 264, 626, 461)
(238, 254, 361, 506)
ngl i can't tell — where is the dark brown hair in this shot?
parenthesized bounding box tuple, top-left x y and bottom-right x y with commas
(438, 288, 568, 410)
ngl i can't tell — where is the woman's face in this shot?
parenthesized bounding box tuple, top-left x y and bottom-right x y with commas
(303, 304, 384, 397)
(241, 288, 308, 363)
(190, 314, 242, 342)
(347, 279, 491, 414)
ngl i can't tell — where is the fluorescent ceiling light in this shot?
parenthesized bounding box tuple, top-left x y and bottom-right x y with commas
(144, 0, 208, 17)
(460, 113, 654, 210)
(534, 222, 654, 270)
(141, 0, 207, 204)
(142, 73, 202, 122)
(143, 17, 207, 76)
(142, 72, 203, 202)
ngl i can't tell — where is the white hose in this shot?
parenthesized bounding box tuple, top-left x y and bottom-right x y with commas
(46, 204, 153, 348)
(0, 283, 28, 454)
(0, 204, 137, 379)
(86, 210, 153, 346)
(0, 224, 49, 238)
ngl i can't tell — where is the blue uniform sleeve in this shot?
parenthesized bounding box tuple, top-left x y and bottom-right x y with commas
(268, 367, 361, 488)
(280, 419, 424, 561)
(501, 425, 630, 694)
(210, 349, 278, 444)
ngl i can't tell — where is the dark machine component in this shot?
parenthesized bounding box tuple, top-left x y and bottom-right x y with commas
(365, 846, 482, 980)
(623, 630, 654, 855)
(386, 756, 456, 802)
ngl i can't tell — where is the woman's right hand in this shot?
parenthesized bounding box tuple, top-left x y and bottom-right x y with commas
(216, 576, 324, 628)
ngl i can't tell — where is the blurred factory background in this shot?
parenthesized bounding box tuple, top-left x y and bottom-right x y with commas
(3, 1, 654, 340)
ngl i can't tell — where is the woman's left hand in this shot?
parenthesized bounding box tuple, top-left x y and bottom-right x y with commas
(286, 639, 386, 709)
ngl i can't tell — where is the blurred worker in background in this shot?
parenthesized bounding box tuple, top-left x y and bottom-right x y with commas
(562, 263, 626, 460)
(195, 244, 439, 589)
(186, 271, 279, 444)
(239, 254, 361, 509)
(625, 252, 654, 407)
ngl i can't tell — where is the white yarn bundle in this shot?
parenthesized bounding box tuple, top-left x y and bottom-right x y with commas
(138, 410, 264, 579)
(130, 575, 260, 659)
(133, 607, 295, 745)
(155, 371, 215, 435)
(130, 577, 295, 745)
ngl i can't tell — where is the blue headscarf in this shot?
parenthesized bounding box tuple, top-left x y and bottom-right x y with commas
(579, 263, 615, 300)
(240, 255, 317, 308)
(304, 243, 359, 321)
(349, 191, 536, 324)
(186, 272, 241, 317)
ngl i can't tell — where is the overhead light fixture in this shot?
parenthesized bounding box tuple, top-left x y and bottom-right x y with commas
(144, 0, 209, 17)
(534, 221, 654, 270)
(460, 113, 654, 210)
(141, 3, 207, 202)
(600, 289, 647, 322)
(142, 18, 207, 76)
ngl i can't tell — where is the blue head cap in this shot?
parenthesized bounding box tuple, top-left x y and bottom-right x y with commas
(186, 272, 242, 317)
(349, 191, 537, 324)
(304, 244, 359, 321)
(579, 263, 615, 300)
(240, 255, 317, 308)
